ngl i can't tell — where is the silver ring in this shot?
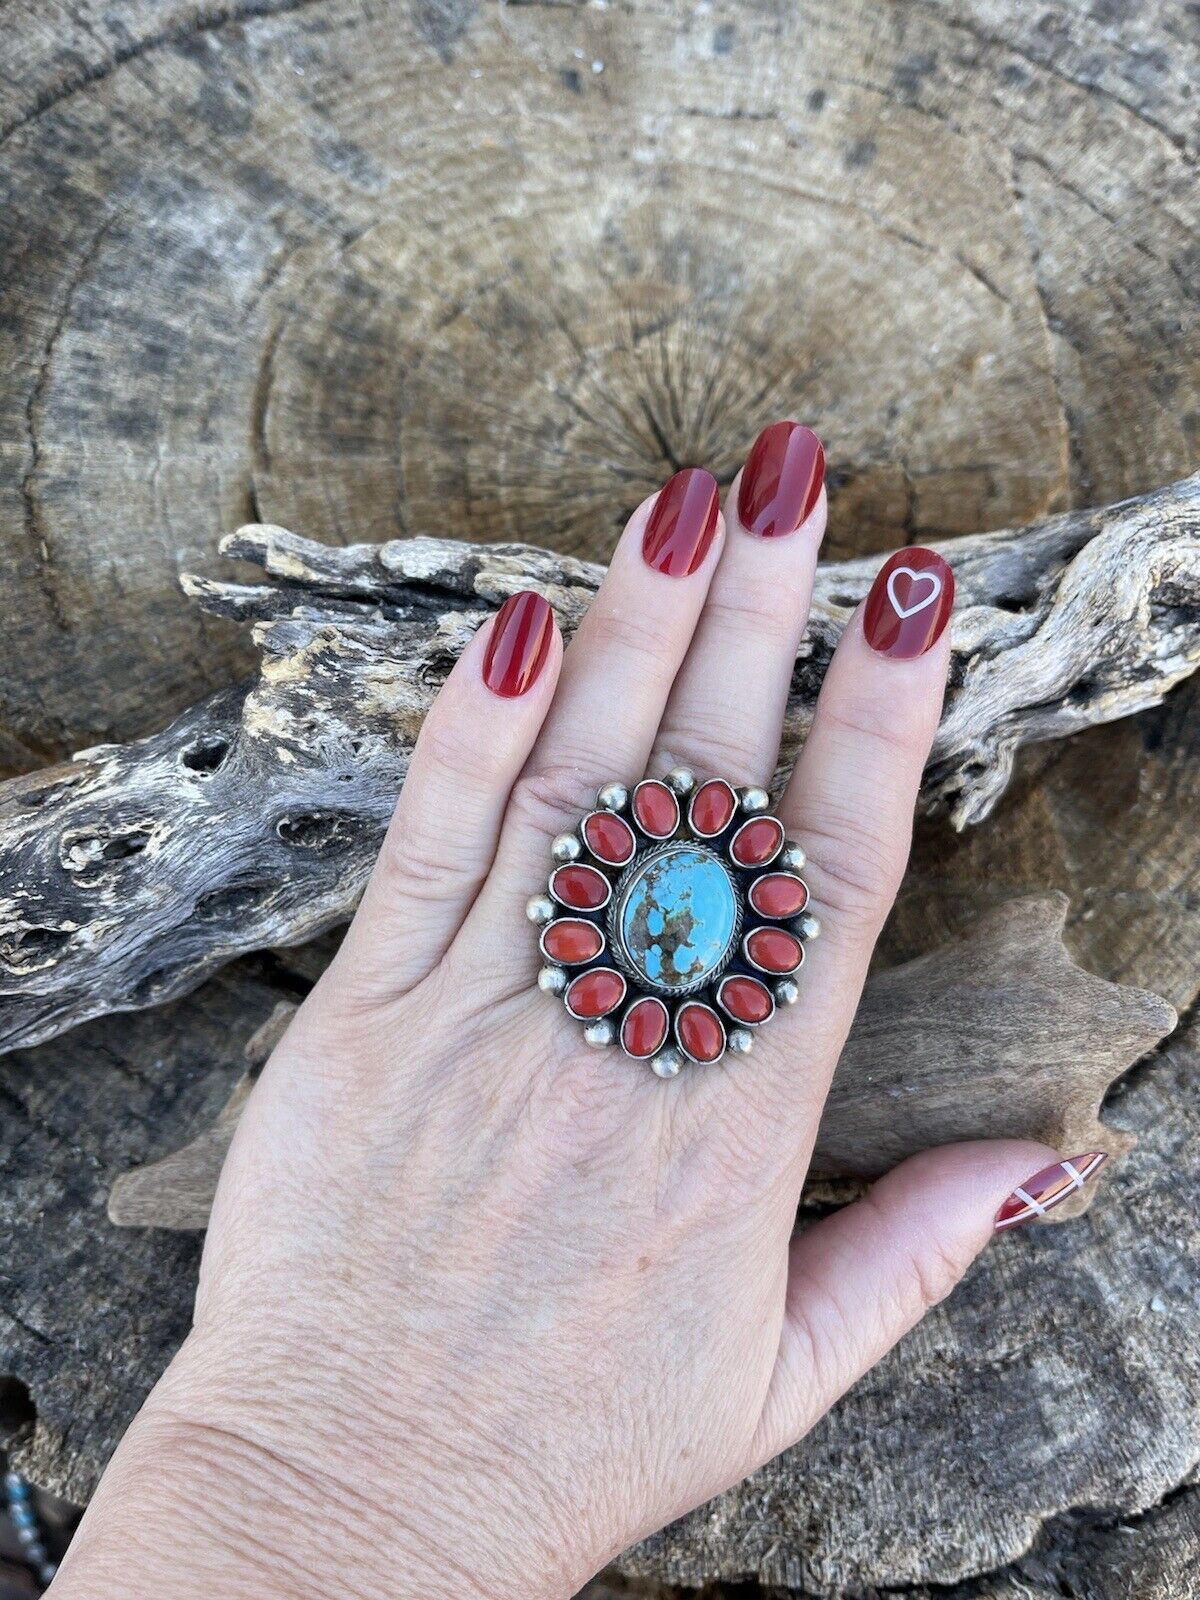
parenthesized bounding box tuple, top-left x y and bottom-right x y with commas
(527, 771, 815, 1074)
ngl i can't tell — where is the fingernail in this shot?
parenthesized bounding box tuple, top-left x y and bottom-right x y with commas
(482, 591, 555, 698)
(994, 1152, 1108, 1232)
(642, 468, 721, 577)
(863, 546, 955, 659)
(737, 421, 825, 538)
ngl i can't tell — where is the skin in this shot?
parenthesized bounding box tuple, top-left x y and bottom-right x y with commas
(49, 473, 1056, 1600)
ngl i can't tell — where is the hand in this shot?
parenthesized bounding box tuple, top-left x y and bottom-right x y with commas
(52, 429, 1094, 1600)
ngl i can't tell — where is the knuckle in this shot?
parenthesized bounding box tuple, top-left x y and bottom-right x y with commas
(800, 811, 905, 937)
(860, 1192, 976, 1317)
(703, 588, 797, 651)
(652, 717, 761, 787)
(376, 818, 473, 909)
(587, 606, 679, 677)
(818, 695, 924, 762)
(418, 713, 508, 790)
(910, 1234, 976, 1314)
(509, 760, 602, 840)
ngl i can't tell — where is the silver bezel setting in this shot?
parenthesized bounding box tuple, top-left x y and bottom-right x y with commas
(539, 918, 606, 967)
(619, 996, 670, 1060)
(548, 862, 612, 912)
(606, 841, 744, 1001)
(532, 775, 815, 1074)
(742, 928, 805, 977)
(716, 973, 776, 1027)
(563, 967, 627, 1021)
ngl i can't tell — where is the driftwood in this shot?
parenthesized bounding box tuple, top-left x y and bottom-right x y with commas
(2, 475, 1198, 1059)
(106, 896, 1173, 1230)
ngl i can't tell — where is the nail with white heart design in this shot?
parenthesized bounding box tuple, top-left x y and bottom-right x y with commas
(886, 565, 942, 619)
(864, 546, 955, 659)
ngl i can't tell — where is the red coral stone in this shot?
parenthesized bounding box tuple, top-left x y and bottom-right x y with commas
(550, 863, 610, 910)
(633, 780, 679, 838)
(676, 1001, 726, 1063)
(689, 779, 737, 837)
(748, 873, 808, 919)
(565, 967, 627, 1018)
(541, 918, 604, 965)
(745, 926, 804, 974)
(583, 810, 636, 865)
(718, 975, 774, 1025)
(730, 816, 784, 867)
(621, 997, 669, 1058)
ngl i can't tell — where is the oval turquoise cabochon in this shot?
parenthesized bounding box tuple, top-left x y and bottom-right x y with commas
(618, 846, 739, 992)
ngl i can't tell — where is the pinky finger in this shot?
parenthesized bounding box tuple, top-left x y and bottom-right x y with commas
(750, 1141, 1108, 1465)
(328, 591, 561, 1007)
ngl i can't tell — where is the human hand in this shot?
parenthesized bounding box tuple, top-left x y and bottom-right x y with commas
(53, 425, 1103, 1600)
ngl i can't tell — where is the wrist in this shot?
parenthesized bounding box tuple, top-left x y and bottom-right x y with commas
(51, 1333, 589, 1600)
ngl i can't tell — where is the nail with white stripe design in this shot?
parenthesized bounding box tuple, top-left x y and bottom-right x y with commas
(994, 1152, 1108, 1232)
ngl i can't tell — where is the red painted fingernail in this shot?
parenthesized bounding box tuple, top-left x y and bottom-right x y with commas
(482, 591, 555, 697)
(737, 421, 825, 538)
(863, 546, 955, 659)
(642, 468, 720, 577)
(994, 1152, 1107, 1232)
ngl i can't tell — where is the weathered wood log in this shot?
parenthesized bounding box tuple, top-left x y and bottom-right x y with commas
(105, 896, 1174, 1230)
(2, 475, 1197, 1059)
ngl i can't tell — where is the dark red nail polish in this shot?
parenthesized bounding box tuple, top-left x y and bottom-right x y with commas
(737, 421, 825, 538)
(863, 546, 955, 659)
(642, 468, 720, 577)
(994, 1153, 1107, 1232)
(482, 591, 554, 697)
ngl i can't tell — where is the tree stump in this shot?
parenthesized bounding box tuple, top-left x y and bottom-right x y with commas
(0, 1, 1197, 1594)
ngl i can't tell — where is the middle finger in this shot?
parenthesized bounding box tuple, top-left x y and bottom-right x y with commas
(650, 422, 825, 789)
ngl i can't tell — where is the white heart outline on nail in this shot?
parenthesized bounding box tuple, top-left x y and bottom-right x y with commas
(886, 566, 942, 620)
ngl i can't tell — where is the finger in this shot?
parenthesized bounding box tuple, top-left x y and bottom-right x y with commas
(751, 1143, 1108, 1463)
(748, 546, 955, 1119)
(650, 423, 826, 787)
(328, 591, 561, 1005)
(473, 469, 724, 925)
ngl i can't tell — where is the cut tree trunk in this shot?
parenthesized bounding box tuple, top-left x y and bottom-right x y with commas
(0, 1, 1197, 1595)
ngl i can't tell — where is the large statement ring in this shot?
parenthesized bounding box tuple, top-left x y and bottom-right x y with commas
(526, 771, 818, 1077)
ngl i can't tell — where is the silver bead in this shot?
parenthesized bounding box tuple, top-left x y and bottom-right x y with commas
(774, 977, 800, 1006)
(526, 895, 555, 925)
(651, 1046, 684, 1078)
(780, 841, 806, 873)
(739, 786, 770, 814)
(727, 1027, 754, 1055)
(664, 767, 695, 796)
(597, 782, 629, 812)
(537, 964, 567, 995)
(796, 910, 821, 941)
(551, 832, 582, 863)
(583, 1018, 616, 1048)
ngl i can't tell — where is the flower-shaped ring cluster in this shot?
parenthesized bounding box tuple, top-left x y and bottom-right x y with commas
(526, 771, 818, 1076)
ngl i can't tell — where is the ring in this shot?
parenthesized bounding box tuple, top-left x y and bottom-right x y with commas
(526, 770, 819, 1076)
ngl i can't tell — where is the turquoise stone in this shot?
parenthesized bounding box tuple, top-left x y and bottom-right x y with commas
(618, 846, 738, 992)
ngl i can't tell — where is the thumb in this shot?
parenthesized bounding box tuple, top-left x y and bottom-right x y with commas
(752, 1141, 1107, 1464)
